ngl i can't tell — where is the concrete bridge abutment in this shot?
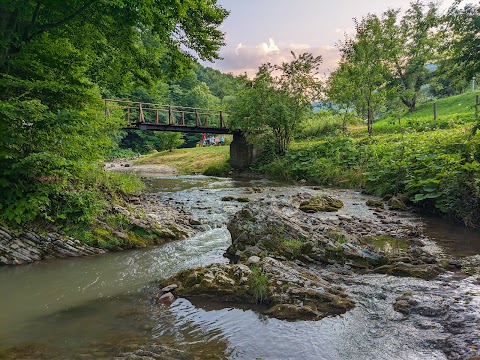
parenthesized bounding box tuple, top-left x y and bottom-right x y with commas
(229, 131, 263, 171)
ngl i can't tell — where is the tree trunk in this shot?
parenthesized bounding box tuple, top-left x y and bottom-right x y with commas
(401, 97, 417, 112)
(367, 106, 373, 136)
(0, 8, 20, 73)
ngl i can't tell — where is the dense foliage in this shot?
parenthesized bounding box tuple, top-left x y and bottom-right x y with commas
(0, 0, 228, 225)
(230, 53, 323, 155)
(257, 92, 480, 227)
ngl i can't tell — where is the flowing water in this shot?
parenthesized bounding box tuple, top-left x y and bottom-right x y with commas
(0, 175, 479, 359)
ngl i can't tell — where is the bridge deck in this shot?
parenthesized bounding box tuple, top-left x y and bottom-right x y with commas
(126, 123, 232, 134)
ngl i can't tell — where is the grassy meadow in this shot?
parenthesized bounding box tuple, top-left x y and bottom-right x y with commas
(134, 145, 230, 175)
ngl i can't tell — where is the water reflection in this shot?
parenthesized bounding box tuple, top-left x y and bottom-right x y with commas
(0, 228, 230, 338)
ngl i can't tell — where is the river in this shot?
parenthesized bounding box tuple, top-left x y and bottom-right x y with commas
(0, 175, 479, 359)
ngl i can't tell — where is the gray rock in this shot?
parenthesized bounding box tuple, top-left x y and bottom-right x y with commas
(188, 218, 202, 225)
(161, 284, 178, 293)
(157, 292, 175, 304)
(247, 255, 261, 264)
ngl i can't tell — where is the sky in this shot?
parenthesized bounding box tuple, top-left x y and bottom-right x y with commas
(202, 0, 457, 77)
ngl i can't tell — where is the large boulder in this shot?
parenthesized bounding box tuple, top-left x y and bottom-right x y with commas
(158, 257, 354, 321)
(225, 193, 445, 280)
(225, 194, 386, 268)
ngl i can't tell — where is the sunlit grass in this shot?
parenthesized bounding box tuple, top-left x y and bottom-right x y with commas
(369, 91, 478, 135)
(133, 145, 230, 174)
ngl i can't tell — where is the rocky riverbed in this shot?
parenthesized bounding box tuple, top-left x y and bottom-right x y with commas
(1, 174, 479, 359)
(157, 190, 480, 359)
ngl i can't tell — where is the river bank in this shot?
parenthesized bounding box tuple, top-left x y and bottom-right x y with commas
(0, 189, 199, 266)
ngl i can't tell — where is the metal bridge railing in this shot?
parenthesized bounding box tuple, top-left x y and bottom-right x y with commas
(103, 99, 228, 129)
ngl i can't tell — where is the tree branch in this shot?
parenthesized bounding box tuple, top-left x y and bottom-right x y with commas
(27, 0, 95, 42)
(23, 1, 43, 42)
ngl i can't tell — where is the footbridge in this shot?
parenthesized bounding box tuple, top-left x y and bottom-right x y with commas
(104, 99, 231, 134)
(103, 99, 261, 169)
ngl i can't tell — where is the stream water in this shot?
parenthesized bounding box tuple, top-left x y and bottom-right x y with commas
(0, 175, 479, 359)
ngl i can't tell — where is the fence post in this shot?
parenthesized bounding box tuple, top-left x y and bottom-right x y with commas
(104, 100, 110, 117)
(155, 109, 159, 124)
(195, 110, 200, 126)
(433, 101, 437, 121)
(476, 94, 479, 118)
(126, 106, 131, 124)
(181, 112, 185, 126)
(220, 111, 224, 127)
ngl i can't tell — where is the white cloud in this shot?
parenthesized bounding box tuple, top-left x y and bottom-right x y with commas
(234, 43, 245, 55)
(206, 38, 340, 77)
(259, 38, 280, 53)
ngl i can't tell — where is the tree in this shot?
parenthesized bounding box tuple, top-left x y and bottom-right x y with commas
(195, 65, 248, 100)
(331, 14, 389, 136)
(383, 2, 440, 112)
(442, 1, 480, 83)
(327, 64, 358, 133)
(0, 1, 228, 78)
(230, 53, 323, 155)
(0, 0, 228, 224)
(161, 132, 184, 152)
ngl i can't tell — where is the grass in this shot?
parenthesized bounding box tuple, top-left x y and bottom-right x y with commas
(370, 91, 479, 135)
(133, 145, 230, 174)
(248, 264, 269, 304)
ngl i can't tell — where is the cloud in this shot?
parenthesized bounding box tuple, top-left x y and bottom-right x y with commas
(205, 38, 340, 77)
(260, 38, 280, 53)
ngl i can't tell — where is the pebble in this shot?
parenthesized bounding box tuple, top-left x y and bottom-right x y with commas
(161, 284, 178, 293)
(248, 255, 261, 264)
(157, 292, 175, 304)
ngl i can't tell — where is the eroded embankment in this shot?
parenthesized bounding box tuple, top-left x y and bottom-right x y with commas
(0, 194, 198, 265)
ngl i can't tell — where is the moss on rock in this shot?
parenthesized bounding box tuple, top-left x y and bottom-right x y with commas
(299, 195, 344, 213)
(373, 262, 443, 280)
(159, 258, 355, 321)
(366, 199, 384, 208)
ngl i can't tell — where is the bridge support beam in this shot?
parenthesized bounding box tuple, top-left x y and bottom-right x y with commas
(230, 131, 263, 171)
